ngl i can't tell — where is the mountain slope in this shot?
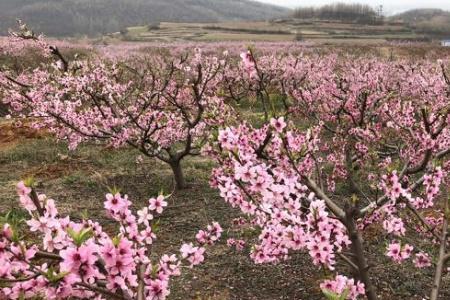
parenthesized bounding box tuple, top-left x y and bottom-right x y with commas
(390, 9, 450, 35)
(391, 9, 449, 23)
(0, 0, 290, 36)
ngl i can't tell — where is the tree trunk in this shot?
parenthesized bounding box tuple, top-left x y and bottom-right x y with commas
(343, 147, 377, 300)
(169, 159, 186, 190)
(346, 214, 378, 300)
(430, 194, 449, 300)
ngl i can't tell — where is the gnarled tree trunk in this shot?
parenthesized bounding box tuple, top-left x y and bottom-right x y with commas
(169, 159, 186, 190)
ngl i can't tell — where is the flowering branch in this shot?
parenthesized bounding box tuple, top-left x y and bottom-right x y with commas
(0, 180, 222, 299)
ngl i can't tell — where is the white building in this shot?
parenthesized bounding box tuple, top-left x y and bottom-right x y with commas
(442, 40, 450, 47)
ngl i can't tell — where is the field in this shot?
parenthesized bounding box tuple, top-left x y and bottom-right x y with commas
(111, 20, 428, 44)
(1, 26, 450, 300)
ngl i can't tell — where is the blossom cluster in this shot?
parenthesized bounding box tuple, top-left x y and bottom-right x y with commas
(0, 181, 221, 299)
(210, 121, 351, 268)
(320, 275, 365, 300)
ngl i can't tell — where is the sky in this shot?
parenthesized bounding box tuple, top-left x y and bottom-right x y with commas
(256, 0, 450, 14)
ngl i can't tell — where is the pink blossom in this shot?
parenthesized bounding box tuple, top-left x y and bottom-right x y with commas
(147, 279, 169, 300)
(320, 274, 365, 300)
(149, 195, 168, 214)
(137, 207, 154, 226)
(413, 252, 432, 268)
(104, 193, 128, 214)
(270, 117, 287, 133)
(386, 241, 413, 263)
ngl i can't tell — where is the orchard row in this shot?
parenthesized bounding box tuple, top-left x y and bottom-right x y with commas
(0, 22, 450, 299)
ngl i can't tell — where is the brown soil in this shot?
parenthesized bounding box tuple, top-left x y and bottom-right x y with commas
(0, 120, 47, 150)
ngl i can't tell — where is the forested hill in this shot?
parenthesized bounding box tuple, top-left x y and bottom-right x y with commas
(0, 0, 290, 37)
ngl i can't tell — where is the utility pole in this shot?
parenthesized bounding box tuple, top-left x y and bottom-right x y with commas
(377, 5, 384, 24)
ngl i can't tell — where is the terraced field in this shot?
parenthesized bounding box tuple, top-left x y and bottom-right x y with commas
(113, 20, 426, 44)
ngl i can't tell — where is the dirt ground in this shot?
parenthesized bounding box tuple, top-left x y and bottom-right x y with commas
(0, 121, 449, 299)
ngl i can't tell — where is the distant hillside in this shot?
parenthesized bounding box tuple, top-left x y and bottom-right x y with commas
(392, 9, 449, 23)
(391, 9, 450, 36)
(0, 0, 290, 37)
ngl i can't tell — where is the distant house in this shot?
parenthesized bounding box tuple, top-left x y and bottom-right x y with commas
(442, 40, 450, 47)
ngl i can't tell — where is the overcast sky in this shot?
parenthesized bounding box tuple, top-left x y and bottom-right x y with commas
(256, 0, 450, 14)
